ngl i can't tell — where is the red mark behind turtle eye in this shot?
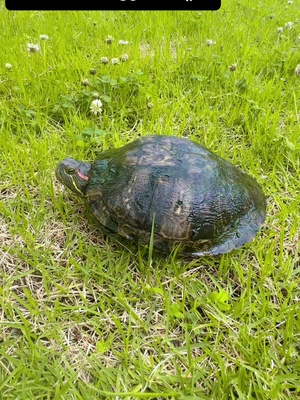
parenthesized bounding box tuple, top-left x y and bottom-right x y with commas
(78, 171, 89, 181)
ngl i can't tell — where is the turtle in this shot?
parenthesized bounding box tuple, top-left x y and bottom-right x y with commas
(55, 135, 266, 256)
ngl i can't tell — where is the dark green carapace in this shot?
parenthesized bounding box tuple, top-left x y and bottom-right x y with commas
(56, 135, 266, 256)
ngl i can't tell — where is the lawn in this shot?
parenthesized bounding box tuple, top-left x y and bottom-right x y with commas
(0, 1, 300, 399)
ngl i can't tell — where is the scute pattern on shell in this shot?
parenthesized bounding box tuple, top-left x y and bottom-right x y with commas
(86, 135, 266, 256)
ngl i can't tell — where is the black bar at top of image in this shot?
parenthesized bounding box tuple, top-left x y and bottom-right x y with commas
(6, 0, 221, 11)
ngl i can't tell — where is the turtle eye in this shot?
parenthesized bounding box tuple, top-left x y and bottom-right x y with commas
(66, 167, 76, 175)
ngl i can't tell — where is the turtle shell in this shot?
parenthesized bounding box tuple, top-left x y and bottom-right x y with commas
(86, 135, 266, 256)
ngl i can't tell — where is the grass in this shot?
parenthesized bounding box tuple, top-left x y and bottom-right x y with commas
(0, 1, 300, 399)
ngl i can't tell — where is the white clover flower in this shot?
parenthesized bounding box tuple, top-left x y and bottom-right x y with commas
(5, 63, 12, 70)
(277, 27, 284, 33)
(90, 99, 103, 115)
(81, 78, 90, 86)
(206, 39, 216, 46)
(287, 1, 293, 4)
(111, 57, 119, 65)
(120, 53, 129, 62)
(285, 22, 294, 29)
(118, 40, 129, 45)
(147, 101, 154, 109)
(100, 57, 109, 64)
(295, 64, 300, 77)
(105, 36, 114, 44)
(40, 34, 49, 40)
(27, 43, 40, 53)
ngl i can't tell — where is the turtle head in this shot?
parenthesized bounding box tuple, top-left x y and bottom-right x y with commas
(56, 157, 92, 197)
